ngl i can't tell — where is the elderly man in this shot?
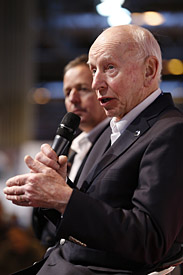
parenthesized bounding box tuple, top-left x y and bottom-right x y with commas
(4, 25, 183, 274)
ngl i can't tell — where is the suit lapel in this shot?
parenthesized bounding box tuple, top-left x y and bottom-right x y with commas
(81, 117, 150, 190)
(77, 125, 111, 188)
(80, 93, 174, 192)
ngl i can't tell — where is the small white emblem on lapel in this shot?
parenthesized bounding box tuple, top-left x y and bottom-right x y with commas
(134, 130, 141, 137)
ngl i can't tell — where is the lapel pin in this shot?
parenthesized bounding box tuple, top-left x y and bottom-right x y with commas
(134, 130, 141, 137)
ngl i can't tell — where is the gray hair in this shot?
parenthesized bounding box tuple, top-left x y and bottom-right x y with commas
(129, 25, 162, 82)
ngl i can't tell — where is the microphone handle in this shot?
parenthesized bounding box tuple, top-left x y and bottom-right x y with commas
(51, 135, 76, 188)
(51, 135, 70, 156)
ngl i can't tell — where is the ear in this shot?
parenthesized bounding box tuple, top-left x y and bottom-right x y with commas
(144, 56, 159, 87)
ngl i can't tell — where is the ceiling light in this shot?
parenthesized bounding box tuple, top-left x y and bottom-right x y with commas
(167, 59, 183, 75)
(96, 0, 125, 16)
(96, 0, 131, 26)
(143, 11, 165, 26)
(131, 11, 165, 26)
(107, 8, 131, 26)
(32, 88, 51, 104)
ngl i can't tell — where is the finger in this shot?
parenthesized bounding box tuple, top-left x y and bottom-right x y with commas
(6, 194, 30, 206)
(12, 200, 32, 207)
(41, 143, 58, 161)
(35, 151, 60, 171)
(57, 155, 68, 178)
(24, 155, 48, 173)
(58, 155, 68, 166)
(12, 200, 31, 207)
(5, 174, 29, 187)
(4, 185, 24, 195)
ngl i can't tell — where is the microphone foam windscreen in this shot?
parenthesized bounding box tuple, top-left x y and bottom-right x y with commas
(56, 112, 81, 140)
(61, 112, 81, 132)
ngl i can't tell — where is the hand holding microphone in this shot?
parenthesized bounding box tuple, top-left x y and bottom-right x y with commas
(4, 112, 81, 210)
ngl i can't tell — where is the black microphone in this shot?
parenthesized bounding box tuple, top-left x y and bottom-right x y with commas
(52, 112, 80, 156)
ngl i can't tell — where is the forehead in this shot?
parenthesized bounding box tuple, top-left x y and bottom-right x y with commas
(89, 40, 121, 62)
(88, 26, 140, 66)
(64, 65, 91, 79)
(63, 65, 92, 87)
(88, 37, 135, 67)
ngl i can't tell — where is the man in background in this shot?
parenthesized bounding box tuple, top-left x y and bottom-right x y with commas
(63, 54, 110, 184)
(32, 54, 110, 247)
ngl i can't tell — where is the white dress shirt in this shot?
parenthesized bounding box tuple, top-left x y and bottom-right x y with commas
(110, 89, 162, 145)
(68, 132, 92, 182)
(69, 118, 110, 182)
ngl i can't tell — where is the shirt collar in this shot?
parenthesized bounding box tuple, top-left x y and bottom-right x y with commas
(110, 88, 162, 136)
(70, 132, 90, 154)
(71, 117, 111, 153)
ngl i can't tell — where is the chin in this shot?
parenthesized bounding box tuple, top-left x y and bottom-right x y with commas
(105, 110, 115, 118)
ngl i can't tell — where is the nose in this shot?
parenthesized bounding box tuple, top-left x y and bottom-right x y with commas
(69, 88, 81, 103)
(92, 71, 107, 91)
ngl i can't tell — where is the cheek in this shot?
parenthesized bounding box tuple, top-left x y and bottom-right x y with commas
(64, 99, 71, 111)
(110, 77, 127, 99)
(110, 75, 135, 106)
(126, 65, 144, 85)
(82, 94, 98, 107)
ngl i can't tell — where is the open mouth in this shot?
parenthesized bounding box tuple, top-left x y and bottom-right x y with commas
(100, 98, 112, 104)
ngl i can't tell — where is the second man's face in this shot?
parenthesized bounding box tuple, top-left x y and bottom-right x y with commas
(64, 64, 106, 132)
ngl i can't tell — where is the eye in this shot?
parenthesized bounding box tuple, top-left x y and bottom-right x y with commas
(107, 64, 114, 70)
(78, 86, 92, 95)
(79, 86, 90, 92)
(64, 89, 71, 97)
(90, 67, 97, 75)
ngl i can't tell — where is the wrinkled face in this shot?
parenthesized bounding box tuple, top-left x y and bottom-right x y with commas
(88, 30, 147, 121)
(64, 64, 106, 132)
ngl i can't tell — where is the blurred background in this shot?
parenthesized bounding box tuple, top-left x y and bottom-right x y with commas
(0, 0, 183, 273)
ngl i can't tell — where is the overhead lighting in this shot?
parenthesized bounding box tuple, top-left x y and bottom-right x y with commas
(32, 88, 51, 104)
(96, 0, 131, 26)
(131, 11, 165, 26)
(107, 8, 131, 26)
(96, 0, 125, 16)
(143, 11, 165, 26)
(167, 59, 183, 75)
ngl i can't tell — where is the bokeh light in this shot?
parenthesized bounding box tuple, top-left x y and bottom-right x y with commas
(32, 88, 51, 104)
(167, 59, 183, 75)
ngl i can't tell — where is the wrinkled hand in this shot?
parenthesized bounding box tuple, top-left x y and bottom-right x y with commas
(4, 152, 72, 214)
(34, 143, 67, 177)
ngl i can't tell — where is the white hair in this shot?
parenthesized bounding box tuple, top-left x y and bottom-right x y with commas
(129, 25, 162, 82)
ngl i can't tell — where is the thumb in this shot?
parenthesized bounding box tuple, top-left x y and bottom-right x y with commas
(57, 155, 68, 179)
(58, 155, 68, 166)
(24, 155, 46, 173)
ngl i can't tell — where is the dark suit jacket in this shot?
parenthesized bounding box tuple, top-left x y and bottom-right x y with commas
(16, 93, 183, 274)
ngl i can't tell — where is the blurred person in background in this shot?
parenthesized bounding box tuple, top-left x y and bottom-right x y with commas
(32, 54, 111, 248)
